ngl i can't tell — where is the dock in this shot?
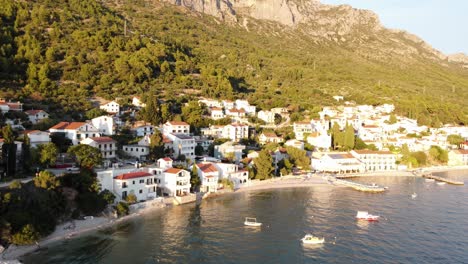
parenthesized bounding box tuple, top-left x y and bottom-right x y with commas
(331, 178, 386, 193)
(422, 173, 464, 185)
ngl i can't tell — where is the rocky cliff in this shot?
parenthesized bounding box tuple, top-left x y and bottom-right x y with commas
(161, 0, 450, 62)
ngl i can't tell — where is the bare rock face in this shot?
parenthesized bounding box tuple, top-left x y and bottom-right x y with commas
(162, 0, 455, 62)
(448, 53, 468, 64)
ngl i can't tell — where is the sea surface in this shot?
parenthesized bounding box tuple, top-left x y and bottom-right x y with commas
(22, 170, 468, 264)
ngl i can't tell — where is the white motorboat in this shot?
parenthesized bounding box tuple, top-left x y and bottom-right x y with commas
(411, 193, 417, 199)
(356, 211, 380, 221)
(425, 179, 435, 182)
(301, 234, 325, 244)
(244, 217, 262, 227)
(437, 182, 446, 185)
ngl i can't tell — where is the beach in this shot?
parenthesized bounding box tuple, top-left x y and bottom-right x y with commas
(2, 165, 467, 262)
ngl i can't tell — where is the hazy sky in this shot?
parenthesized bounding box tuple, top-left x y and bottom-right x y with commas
(321, 0, 468, 55)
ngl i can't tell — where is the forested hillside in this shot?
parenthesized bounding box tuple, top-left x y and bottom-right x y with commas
(1, 0, 467, 125)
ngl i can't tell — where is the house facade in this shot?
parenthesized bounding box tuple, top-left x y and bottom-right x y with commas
(196, 162, 219, 193)
(25, 110, 49, 124)
(80, 136, 117, 159)
(22, 130, 50, 148)
(113, 171, 158, 202)
(100, 101, 120, 114)
(157, 168, 191, 197)
(163, 121, 190, 135)
(123, 145, 150, 160)
(221, 123, 249, 142)
(214, 163, 250, 189)
(49, 122, 101, 145)
(91, 115, 115, 136)
(350, 150, 396, 172)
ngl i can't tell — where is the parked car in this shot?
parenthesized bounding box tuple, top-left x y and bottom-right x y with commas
(67, 166, 80, 172)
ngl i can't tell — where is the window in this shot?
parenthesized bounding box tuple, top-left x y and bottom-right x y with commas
(132, 181, 135, 185)
(140, 179, 144, 183)
(139, 190, 143, 194)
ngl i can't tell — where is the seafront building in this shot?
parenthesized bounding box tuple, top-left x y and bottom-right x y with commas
(350, 150, 397, 172)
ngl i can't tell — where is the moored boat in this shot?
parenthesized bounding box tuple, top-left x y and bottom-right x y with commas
(244, 217, 262, 227)
(437, 182, 446, 185)
(301, 234, 325, 244)
(425, 179, 435, 182)
(356, 211, 380, 221)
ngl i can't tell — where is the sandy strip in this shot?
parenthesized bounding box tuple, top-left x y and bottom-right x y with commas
(0, 204, 167, 261)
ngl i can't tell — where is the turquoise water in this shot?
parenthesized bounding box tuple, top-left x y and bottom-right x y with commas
(22, 171, 468, 264)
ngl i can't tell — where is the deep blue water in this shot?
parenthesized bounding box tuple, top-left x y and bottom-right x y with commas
(22, 170, 468, 264)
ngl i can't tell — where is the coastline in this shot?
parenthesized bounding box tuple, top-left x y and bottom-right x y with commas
(2, 165, 467, 262)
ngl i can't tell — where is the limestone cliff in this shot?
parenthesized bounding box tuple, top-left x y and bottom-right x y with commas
(160, 0, 452, 62)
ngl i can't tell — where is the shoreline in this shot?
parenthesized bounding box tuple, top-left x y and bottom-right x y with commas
(2, 165, 467, 262)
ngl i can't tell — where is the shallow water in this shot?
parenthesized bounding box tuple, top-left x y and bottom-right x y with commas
(23, 170, 468, 264)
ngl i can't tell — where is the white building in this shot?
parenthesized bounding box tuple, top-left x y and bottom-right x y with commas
(131, 122, 155, 137)
(100, 101, 120, 114)
(350, 150, 396, 172)
(214, 141, 245, 162)
(91, 115, 115, 136)
(201, 125, 223, 138)
(225, 108, 246, 119)
(80, 136, 117, 159)
(25, 110, 49, 124)
(257, 110, 275, 124)
(307, 132, 332, 150)
(259, 132, 283, 145)
(285, 139, 304, 150)
(22, 130, 50, 148)
(199, 98, 222, 108)
(448, 150, 468, 166)
(113, 171, 158, 202)
(222, 123, 249, 142)
(163, 121, 190, 135)
(214, 163, 250, 189)
(311, 152, 364, 173)
(49, 122, 101, 145)
(235, 99, 256, 116)
(196, 162, 219, 193)
(209, 107, 225, 120)
(123, 145, 150, 160)
(0, 99, 22, 113)
(156, 157, 173, 170)
(222, 100, 235, 110)
(157, 168, 191, 197)
(293, 122, 313, 141)
(132, 96, 146, 108)
(165, 133, 196, 160)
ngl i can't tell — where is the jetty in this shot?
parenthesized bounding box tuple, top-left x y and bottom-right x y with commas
(421, 173, 464, 185)
(331, 178, 386, 193)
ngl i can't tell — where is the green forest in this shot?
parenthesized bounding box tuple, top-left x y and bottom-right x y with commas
(0, 0, 468, 125)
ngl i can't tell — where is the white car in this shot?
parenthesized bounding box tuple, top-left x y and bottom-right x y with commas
(67, 166, 80, 172)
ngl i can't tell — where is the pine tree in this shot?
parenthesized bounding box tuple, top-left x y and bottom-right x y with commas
(254, 150, 274, 180)
(22, 134, 32, 172)
(190, 165, 201, 192)
(344, 124, 355, 150)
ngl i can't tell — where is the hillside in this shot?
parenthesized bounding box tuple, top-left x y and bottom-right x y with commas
(0, 0, 467, 125)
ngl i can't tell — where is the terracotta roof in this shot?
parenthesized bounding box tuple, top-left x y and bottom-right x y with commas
(197, 163, 219, 173)
(114, 171, 152, 180)
(162, 136, 172, 144)
(167, 121, 189, 126)
(165, 168, 183, 174)
(353, 150, 393, 155)
(25, 109, 46, 115)
(49, 122, 86, 130)
(210, 107, 223, 111)
(454, 150, 468, 155)
(262, 132, 279, 138)
(363, 125, 379, 128)
(89, 136, 115, 143)
(162, 157, 173, 161)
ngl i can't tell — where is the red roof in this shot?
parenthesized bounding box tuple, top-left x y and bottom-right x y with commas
(49, 122, 86, 130)
(162, 157, 173, 161)
(114, 171, 152, 180)
(197, 163, 219, 173)
(165, 168, 183, 174)
(454, 150, 468, 155)
(167, 121, 189, 126)
(90, 136, 115, 143)
(25, 109, 46, 115)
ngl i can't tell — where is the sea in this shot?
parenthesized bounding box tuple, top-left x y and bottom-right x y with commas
(22, 170, 468, 264)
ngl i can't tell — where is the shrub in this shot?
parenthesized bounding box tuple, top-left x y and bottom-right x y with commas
(11, 224, 39, 245)
(125, 194, 137, 204)
(115, 202, 129, 217)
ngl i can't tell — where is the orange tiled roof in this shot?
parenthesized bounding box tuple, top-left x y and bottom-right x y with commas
(114, 171, 152, 180)
(197, 163, 219, 173)
(165, 168, 183, 174)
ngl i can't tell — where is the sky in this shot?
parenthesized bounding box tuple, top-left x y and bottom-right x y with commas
(321, 0, 468, 55)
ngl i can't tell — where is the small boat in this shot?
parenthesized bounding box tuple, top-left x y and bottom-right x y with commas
(244, 217, 262, 227)
(411, 193, 417, 199)
(301, 234, 325, 244)
(356, 211, 380, 221)
(437, 182, 446, 185)
(425, 179, 435, 182)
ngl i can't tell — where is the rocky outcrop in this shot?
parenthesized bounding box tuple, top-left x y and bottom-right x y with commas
(448, 53, 468, 63)
(161, 0, 458, 62)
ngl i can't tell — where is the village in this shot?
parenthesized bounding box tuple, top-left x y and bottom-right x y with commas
(1, 95, 467, 206)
